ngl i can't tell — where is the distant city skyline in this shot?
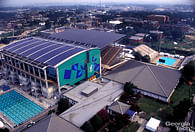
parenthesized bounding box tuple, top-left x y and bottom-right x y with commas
(0, 0, 194, 7)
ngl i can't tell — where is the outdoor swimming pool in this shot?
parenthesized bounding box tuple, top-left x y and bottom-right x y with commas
(0, 90, 44, 125)
(156, 56, 178, 66)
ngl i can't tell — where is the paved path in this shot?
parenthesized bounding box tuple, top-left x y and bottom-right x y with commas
(137, 120, 147, 132)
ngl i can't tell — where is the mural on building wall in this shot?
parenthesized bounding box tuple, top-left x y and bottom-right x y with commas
(63, 63, 86, 80)
(58, 51, 87, 87)
(87, 49, 101, 78)
(64, 63, 86, 79)
(58, 49, 100, 87)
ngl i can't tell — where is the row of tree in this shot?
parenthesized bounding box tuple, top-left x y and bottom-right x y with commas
(159, 26, 185, 41)
(0, 38, 11, 44)
(181, 61, 195, 82)
(0, 128, 9, 132)
(56, 98, 71, 115)
(81, 114, 104, 132)
(134, 52, 150, 63)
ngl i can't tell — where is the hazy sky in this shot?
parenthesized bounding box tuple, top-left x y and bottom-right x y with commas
(0, 0, 194, 7)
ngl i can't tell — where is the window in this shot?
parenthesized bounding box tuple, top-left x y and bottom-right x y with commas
(40, 70, 45, 78)
(41, 81, 46, 88)
(21, 63, 24, 70)
(29, 66, 34, 74)
(34, 67, 39, 77)
(16, 60, 19, 68)
(4, 56, 8, 62)
(24, 63, 28, 72)
(31, 76, 35, 82)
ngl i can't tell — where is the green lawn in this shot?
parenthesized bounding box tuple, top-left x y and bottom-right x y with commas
(121, 122, 140, 132)
(171, 84, 191, 106)
(161, 39, 175, 49)
(176, 38, 195, 49)
(138, 84, 192, 121)
(138, 96, 169, 120)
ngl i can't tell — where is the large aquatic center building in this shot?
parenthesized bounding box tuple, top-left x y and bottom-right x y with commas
(0, 37, 101, 98)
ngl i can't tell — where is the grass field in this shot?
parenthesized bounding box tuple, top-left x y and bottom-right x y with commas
(170, 84, 191, 106)
(121, 122, 140, 132)
(138, 84, 192, 121)
(138, 96, 169, 120)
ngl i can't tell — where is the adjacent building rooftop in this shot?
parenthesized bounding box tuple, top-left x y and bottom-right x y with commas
(108, 101, 130, 115)
(145, 117, 161, 132)
(104, 60, 181, 100)
(149, 30, 163, 34)
(48, 28, 125, 49)
(24, 114, 83, 132)
(133, 44, 158, 61)
(60, 81, 123, 127)
(129, 36, 143, 41)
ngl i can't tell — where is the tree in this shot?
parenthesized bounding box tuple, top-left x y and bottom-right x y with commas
(1, 38, 10, 44)
(171, 28, 184, 41)
(90, 115, 103, 130)
(0, 128, 9, 132)
(134, 52, 150, 63)
(80, 121, 95, 132)
(48, 109, 55, 115)
(124, 82, 137, 95)
(171, 98, 191, 122)
(142, 55, 150, 63)
(182, 61, 195, 81)
(98, 109, 109, 122)
(150, 34, 158, 42)
(45, 20, 51, 29)
(57, 98, 70, 115)
(134, 52, 143, 61)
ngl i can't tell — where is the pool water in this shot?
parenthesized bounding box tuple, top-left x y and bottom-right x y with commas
(0, 90, 44, 125)
(156, 56, 178, 66)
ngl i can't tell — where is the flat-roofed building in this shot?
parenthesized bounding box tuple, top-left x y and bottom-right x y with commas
(61, 81, 123, 127)
(135, 33, 149, 38)
(145, 117, 161, 132)
(129, 36, 144, 44)
(48, 28, 125, 49)
(149, 30, 163, 40)
(147, 15, 169, 23)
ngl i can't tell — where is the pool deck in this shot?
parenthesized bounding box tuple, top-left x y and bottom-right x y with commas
(14, 89, 49, 109)
(0, 111, 15, 128)
(173, 59, 181, 67)
(152, 55, 181, 68)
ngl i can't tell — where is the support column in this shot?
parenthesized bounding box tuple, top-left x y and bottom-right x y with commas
(38, 69, 42, 87)
(32, 67, 37, 83)
(27, 65, 32, 82)
(44, 69, 48, 89)
(56, 68, 61, 95)
(100, 56, 102, 78)
(44, 69, 49, 98)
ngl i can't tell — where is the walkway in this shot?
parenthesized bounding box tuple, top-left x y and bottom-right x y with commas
(136, 120, 147, 132)
(132, 115, 147, 132)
